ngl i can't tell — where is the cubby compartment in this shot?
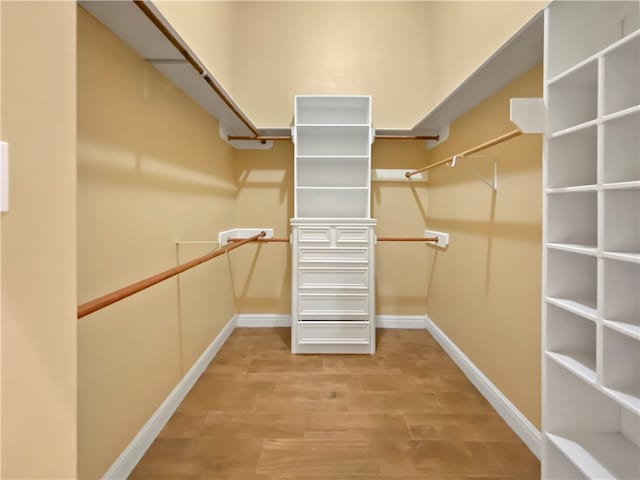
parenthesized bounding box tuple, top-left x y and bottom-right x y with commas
(547, 1, 640, 78)
(603, 259, 640, 339)
(602, 328, 640, 414)
(295, 96, 370, 125)
(296, 125, 369, 156)
(603, 35, 640, 115)
(296, 156, 368, 187)
(296, 188, 368, 218)
(546, 249, 597, 318)
(544, 441, 588, 479)
(603, 189, 640, 256)
(545, 362, 640, 480)
(547, 192, 597, 249)
(546, 304, 596, 383)
(548, 61, 597, 132)
(547, 125, 597, 188)
(603, 111, 640, 183)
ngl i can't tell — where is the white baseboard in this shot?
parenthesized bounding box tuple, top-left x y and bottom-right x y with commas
(376, 315, 427, 329)
(425, 314, 542, 459)
(236, 314, 427, 329)
(102, 314, 237, 480)
(236, 313, 291, 327)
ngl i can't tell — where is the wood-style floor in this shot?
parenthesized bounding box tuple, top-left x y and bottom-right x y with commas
(130, 328, 540, 479)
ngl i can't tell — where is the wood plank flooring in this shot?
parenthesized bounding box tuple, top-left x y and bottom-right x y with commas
(130, 328, 540, 479)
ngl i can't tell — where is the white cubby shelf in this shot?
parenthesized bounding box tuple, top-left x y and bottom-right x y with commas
(544, 2, 640, 478)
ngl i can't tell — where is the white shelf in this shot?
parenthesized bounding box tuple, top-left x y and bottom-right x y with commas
(547, 250, 597, 314)
(547, 185, 598, 193)
(296, 188, 369, 218)
(296, 125, 370, 157)
(603, 110, 640, 183)
(603, 320, 640, 341)
(297, 123, 369, 128)
(547, 432, 640, 480)
(297, 186, 368, 191)
(603, 190, 640, 255)
(547, 125, 597, 188)
(602, 180, 640, 191)
(547, 191, 597, 247)
(546, 297, 598, 322)
(602, 328, 640, 414)
(550, 118, 598, 139)
(296, 156, 368, 188)
(548, 60, 598, 132)
(545, 441, 588, 479)
(547, 351, 597, 385)
(602, 251, 640, 264)
(603, 259, 640, 337)
(603, 35, 640, 115)
(547, 243, 597, 256)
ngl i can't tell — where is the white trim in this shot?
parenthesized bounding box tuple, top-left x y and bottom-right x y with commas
(235, 314, 427, 329)
(425, 314, 542, 459)
(102, 315, 237, 480)
(376, 315, 427, 329)
(236, 314, 292, 328)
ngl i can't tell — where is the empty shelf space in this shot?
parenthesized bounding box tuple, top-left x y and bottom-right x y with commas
(603, 34, 640, 115)
(546, 0, 639, 77)
(545, 440, 588, 479)
(547, 303, 597, 383)
(548, 60, 598, 132)
(296, 125, 370, 156)
(603, 189, 640, 255)
(296, 157, 369, 188)
(547, 125, 597, 188)
(547, 191, 597, 247)
(546, 432, 640, 480)
(603, 259, 640, 338)
(547, 351, 597, 384)
(295, 96, 370, 125)
(602, 328, 640, 414)
(603, 110, 640, 183)
(296, 188, 369, 219)
(547, 249, 598, 316)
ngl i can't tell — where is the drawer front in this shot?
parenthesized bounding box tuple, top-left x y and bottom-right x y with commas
(298, 267, 368, 289)
(335, 226, 369, 245)
(298, 321, 370, 345)
(297, 227, 331, 245)
(299, 247, 368, 264)
(298, 294, 368, 320)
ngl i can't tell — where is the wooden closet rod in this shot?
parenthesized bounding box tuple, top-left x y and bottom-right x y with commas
(227, 134, 440, 143)
(77, 232, 266, 319)
(378, 237, 438, 242)
(405, 129, 522, 178)
(133, 1, 260, 137)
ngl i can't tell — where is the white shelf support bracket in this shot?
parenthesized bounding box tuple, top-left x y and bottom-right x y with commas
(425, 230, 450, 248)
(218, 228, 274, 246)
(510, 98, 545, 134)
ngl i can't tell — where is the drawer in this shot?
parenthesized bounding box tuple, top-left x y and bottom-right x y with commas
(335, 226, 369, 245)
(298, 267, 368, 289)
(299, 247, 368, 264)
(297, 321, 370, 345)
(298, 294, 369, 320)
(297, 227, 331, 244)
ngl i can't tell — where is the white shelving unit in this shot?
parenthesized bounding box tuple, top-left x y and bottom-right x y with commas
(290, 96, 376, 354)
(543, 2, 640, 478)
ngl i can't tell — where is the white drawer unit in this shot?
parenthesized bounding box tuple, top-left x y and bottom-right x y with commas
(291, 95, 376, 354)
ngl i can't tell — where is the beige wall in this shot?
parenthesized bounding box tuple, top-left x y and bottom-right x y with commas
(152, 1, 542, 129)
(152, 1, 236, 97)
(1, 2, 77, 478)
(425, 64, 543, 428)
(425, 1, 544, 114)
(77, 8, 238, 478)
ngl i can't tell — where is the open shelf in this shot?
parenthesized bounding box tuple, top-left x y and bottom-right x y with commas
(547, 432, 640, 480)
(296, 157, 369, 187)
(295, 96, 370, 125)
(296, 188, 369, 218)
(603, 259, 640, 340)
(547, 125, 597, 188)
(545, 440, 588, 479)
(547, 60, 597, 132)
(603, 110, 640, 183)
(547, 304, 596, 384)
(296, 125, 370, 156)
(546, 1, 639, 78)
(603, 189, 640, 256)
(603, 34, 640, 115)
(547, 249, 597, 317)
(602, 328, 640, 414)
(547, 191, 597, 248)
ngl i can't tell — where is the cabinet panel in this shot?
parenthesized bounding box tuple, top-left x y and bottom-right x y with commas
(297, 322, 370, 344)
(335, 226, 369, 245)
(297, 227, 331, 244)
(299, 247, 368, 264)
(298, 294, 369, 317)
(298, 267, 368, 289)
